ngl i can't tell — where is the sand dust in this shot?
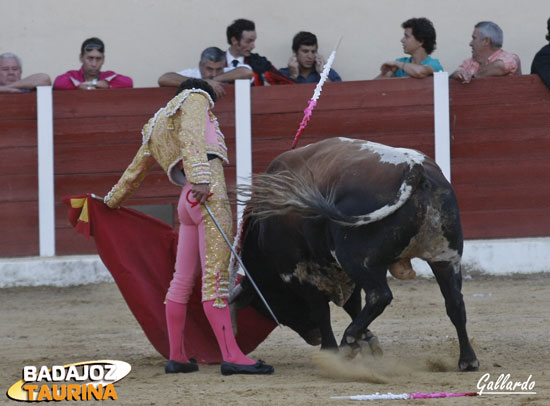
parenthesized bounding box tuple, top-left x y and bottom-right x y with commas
(2, 273, 549, 405)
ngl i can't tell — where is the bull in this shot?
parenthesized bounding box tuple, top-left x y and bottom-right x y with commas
(231, 137, 479, 371)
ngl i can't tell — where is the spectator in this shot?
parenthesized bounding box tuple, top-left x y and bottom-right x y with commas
(53, 37, 133, 90)
(0, 53, 51, 93)
(226, 18, 294, 85)
(158, 47, 251, 99)
(451, 21, 521, 83)
(531, 17, 550, 88)
(279, 31, 342, 84)
(375, 17, 443, 79)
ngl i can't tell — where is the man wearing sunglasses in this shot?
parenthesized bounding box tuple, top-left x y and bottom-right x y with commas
(53, 37, 133, 90)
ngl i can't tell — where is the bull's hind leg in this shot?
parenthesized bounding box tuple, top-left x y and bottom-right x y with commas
(342, 286, 382, 358)
(338, 266, 392, 359)
(430, 260, 479, 371)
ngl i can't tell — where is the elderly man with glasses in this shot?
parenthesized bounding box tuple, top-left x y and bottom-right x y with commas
(54, 37, 133, 90)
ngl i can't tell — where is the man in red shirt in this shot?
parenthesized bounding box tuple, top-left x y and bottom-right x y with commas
(53, 37, 133, 90)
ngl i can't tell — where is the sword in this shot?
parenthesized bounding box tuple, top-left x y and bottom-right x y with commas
(203, 202, 281, 327)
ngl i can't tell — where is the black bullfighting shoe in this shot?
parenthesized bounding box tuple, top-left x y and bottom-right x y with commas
(165, 359, 199, 374)
(220, 360, 274, 376)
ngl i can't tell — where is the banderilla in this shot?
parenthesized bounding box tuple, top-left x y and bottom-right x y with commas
(201, 201, 281, 327)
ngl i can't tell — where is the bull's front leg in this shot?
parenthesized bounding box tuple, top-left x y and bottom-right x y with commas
(301, 284, 338, 350)
(343, 286, 361, 319)
(430, 260, 479, 371)
(317, 300, 338, 350)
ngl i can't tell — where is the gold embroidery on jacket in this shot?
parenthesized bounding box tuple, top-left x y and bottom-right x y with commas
(104, 90, 228, 208)
(200, 159, 232, 303)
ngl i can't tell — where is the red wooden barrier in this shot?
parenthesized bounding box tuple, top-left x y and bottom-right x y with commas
(449, 75, 550, 239)
(0, 92, 39, 257)
(1, 75, 549, 257)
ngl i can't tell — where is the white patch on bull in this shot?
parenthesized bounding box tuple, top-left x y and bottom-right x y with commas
(331, 138, 424, 228)
(337, 137, 425, 167)
(398, 202, 461, 270)
(338, 137, 355, 143)
(280, 273, 295, 283)
(291, 261, 355, 306)
(351, 182, 413, 227)
(365, 290, 380, 306)
(330, 250, 341, 266)
(360, 141, 425, 166)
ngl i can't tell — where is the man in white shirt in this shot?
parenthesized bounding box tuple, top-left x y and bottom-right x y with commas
(158, 47, 252, 99)
(226, 19, 295, 86)
(226, 19, 256, 69)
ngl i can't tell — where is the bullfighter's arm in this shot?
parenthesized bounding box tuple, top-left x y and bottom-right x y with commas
(179, 93, 212, 185)
(104, 143, 155, 208)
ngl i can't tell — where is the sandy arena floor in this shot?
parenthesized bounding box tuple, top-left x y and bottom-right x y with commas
(2, 273, 549, 405)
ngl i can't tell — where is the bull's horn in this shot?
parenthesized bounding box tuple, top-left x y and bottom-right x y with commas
(229, 284, 244, 304)
(229, 284, 247, 336)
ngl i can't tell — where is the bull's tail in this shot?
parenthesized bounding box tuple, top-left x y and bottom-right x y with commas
(239, 163, 424, 227)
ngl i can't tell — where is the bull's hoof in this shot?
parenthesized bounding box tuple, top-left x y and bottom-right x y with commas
(360, 335, 383, 357)
(339, 342, 360, 360)
(459, 358, 480, 372)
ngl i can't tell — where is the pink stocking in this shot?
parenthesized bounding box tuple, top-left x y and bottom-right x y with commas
(202, 299, 255, 365)
(165, 300, 190, 362)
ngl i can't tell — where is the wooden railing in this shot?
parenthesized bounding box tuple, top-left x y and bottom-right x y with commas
(1, 75, 549, 257)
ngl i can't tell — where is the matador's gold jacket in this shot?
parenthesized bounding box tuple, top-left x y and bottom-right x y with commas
(104, 89, 228, 208)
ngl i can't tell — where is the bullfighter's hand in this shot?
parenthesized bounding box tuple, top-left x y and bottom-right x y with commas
(191, 183, 211, 204)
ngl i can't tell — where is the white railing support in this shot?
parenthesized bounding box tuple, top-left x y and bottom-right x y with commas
(37, 86, 55, 256)
(433, 71, 451, 182)
(234, 79, 252, 224)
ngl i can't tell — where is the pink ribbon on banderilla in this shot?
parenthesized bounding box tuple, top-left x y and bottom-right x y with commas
(331, 391, 478, 401)
(291, 36, 342, 149)
(410, 392, 478, 399)
(291, 100, 317, 149)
